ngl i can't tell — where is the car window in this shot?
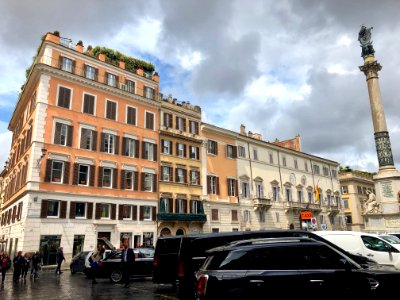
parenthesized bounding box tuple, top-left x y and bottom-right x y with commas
(380, 235, 400, 244)
(361, 236, 390, 252)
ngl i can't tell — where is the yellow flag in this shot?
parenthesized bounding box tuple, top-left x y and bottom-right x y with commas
(314, 184, 320, 203)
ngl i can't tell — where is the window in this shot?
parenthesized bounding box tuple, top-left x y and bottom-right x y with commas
(304, 161, 309, 172)
(106, 100, 117, 120)
(101, 204, 110, 219)
(84, 65, 97, 80)
(345, 215, 352, 224)
(75, 203, 86, 218)
(297, 190, 303, 202)
(253, 149, 258, 160)
(61, 57, 73, 72)
(160, 198, 171, 213)
(78, 165, 89, 186)
(258, 210, 265, 223)
(189, 146, 199, 160)
(176, 199, 186, 213)
(275, 212, 280, 223)
(207, 140, 218, 155)
(122, 205, 132, 219)
(177, 143, 185, 157)
(144, 142, 154, 161)
(83, 94, 95, 115)
(285, 187, 292, 201)
(343, 199, 349, 209)
(341, 186, 348, 194)
(323, 166, 329, 176)
(145, 112, 155, 130)
(126, 106, 136, 125)
(162, 166, 171, 182)
(162, 140, 172, 155)
(47, 200, 60, 217)
(143, 173, 153, 192)
(209, 176, 218, 194)
(102, 168, 113, 188)
(190, 170, 200, 185)
(272, 186, 280, 201)
(124, 171, 134, 190)
(54, 122, 71, 146)
(241, 181, 250, 198)
(294, 159, 298, 170)
(144, 87, 154, 99)
(126, 80, 135, 94)
(226, 145, 234, 158)
(107, 73, 117, 87)
(232, 210, 238, 221)
(80, 128, 95, 150)
(282, 157, 287, 167)
(228, 179, 236, 196)
(308, 190, 313, 203)
(269, 153, 273, 164)
(57, 86, 71, 109)
(124, 138, 136, 157)
(313, 164, 320, 175)
(176, 117, 185, 131)
(143, 206, 152, 220)
(51, 161, 64, 183)
(176, 168, 185, 183)
(163, 113, 172, 128)
(189, 120, 199, 134)
(104, 133, 115, 154)
(331, 169, 337, 178)
(211, 209, 219, 221)
(255, 182, 264, 198)
(238, 146, 246, 158)
(244, 210, 250, 223)
(191, 200, 201, 214)
(357, 186, 363, 194)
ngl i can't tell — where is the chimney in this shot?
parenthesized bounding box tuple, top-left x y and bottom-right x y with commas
(153, 72, 159, 83)
(75, 41, 84, 53)
(168, 94, 173, 103)
(240, 124, 246, 135)
(119, 61, 125, 69)
(248, 131, 253, 138)
(253, 133, 262, 140)
(98, 53, 106, 62)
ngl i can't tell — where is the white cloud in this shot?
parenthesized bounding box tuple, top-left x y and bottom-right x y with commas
(178, 50, 203, 70)
(327, 64, 358, 75)
(0, 121, 12, 170)
(337, 35, 352, 46)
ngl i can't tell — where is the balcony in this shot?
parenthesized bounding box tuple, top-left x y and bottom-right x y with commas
(284, 201, 306, 210)
(308, 203, 322, 212)
(157, 213, 207, 222)
(328, 204, 340, 215)
(253, 197, 272, 210)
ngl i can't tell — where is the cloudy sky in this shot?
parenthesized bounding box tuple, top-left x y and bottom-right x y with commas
(0, 0, 400, 172)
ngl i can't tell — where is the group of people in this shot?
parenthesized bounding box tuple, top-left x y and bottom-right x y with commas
(0, 250, 42, 284)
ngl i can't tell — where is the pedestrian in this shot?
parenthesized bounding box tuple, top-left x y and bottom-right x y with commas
(88, 245, 104, 284)
(13, 251, 24, 283)
(120, 237, 135, 288)
(21, 252, 31, 280)
(1, 252, 11, 285)
(31, 251, 41, 279)
(55, 247, 65, 275)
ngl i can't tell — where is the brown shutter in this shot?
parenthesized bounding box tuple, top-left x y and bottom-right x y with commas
(169, 167, 173, 182)
(40, 200, 48, 218)
(207, 176, 211, 194)
(87, 203, 93, 219)
(168, 114, 172, 127)
(70, 202, 76, 219)
(63, 162, 70, 184)
(233, 146, 238, 158)
(216, 177, 220, 195)
(183, 200, 187, 214)
(120, 170, 126, 190)
(153, 144, 157, 161)
(12, 206, 16, 223)
(72, 60, 76, 74)
(227, 178, 231, 196)
(118, 205, 123, 220)
(105, 72, 109, 84)
(111, 204, 116, 220)
(17, 202, 23, 221)
(94, 68, 98, 81)
(215, 142, 218, 155)
(196, 147, 200, 160)
(67, 125, 73, 147)
(134, 171, 139, 191)
(112, 168, 118, 189)
(197, 171, 201, 185)
(141, 172, 146, 191)
(176, 143, 179, 156)
(60, 201, 67, 219)
(72, 163, 79, 185)
(183, 169, 187, 184)
(98, 167, 103, 187)
(80, 128, 87, 149)
(161, 139, 164, 153)
(235, 179, 239, 198)
(54, 123, 62, 144)
(183, 144, 187, 158)
(114, 135, 119, 155)
(168, 199, 173, 213)
(175, 116, 179, 130)
(95, 203, 101, 219)
(139, 206, 144, 220)
(142, 141, 146, 159)
(92, 131, 98, 151)
(175, 168, 179, 183)
(135, 140, 140, 158)
(45, 159, 52, 182)
(132, 205, 137, 220)
(153, 174, 157, 192)
(90, 165, 95, 186)
(100, 133, 105, 152)
(183, 119, 186, 132)
(195, 122, 199, 134)
(122, 137, 127, 156)
(152, 206, 156, 221)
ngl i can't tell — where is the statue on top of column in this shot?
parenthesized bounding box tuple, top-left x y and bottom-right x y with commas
(358, 25, 375, 57)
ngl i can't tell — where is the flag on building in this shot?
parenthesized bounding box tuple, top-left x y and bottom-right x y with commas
(314, 184, 320, 203)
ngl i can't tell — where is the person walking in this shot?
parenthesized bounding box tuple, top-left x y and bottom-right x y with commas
(55, 247, 65, 275)
(13, 251, 24, 283)
(120, 238, 135, 288)
(89, 245, 104, 284)
(21, 252, 31, 280)
(1, 252, 11, 285)
(31, 251, 41, 279)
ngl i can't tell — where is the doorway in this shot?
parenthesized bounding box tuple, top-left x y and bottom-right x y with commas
(40, 235, 61, 265)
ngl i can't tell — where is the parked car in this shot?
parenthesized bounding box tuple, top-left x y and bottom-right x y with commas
(152, 230, 378, 299)
(314, 231, 400, 269)
(379, 234, 400, 245)
(84, 248, 154, 283)
(195, 237, 400, 299)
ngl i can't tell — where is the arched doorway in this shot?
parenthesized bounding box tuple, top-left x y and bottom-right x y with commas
(176, 229, 185, 235)
(160, 227, 172, 237)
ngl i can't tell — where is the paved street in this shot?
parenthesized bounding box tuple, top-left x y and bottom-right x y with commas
(0, 270, 178, 300)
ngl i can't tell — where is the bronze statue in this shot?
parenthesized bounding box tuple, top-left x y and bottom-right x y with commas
(358, 25, 375, 57)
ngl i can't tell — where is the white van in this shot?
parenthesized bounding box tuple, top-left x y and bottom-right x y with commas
(314, 231, 400, 270)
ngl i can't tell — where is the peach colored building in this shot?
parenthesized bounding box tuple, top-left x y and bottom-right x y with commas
(0, 32, 160, 263)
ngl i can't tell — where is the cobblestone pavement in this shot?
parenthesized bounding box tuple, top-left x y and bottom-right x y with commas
(0, 269, 178, 300)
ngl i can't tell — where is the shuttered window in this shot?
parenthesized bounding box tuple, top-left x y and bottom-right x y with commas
(145, 112, 155, 130)
(54, 122, 73, 146)
(57, 86, 71, 109)
(80, 128, 97, 150)
(106, 100, 117, 120)
(126, 106, 136, 125)
(83, 94, 95, 115)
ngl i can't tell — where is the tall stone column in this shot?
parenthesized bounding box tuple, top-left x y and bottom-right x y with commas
(359, 56, 395, 170)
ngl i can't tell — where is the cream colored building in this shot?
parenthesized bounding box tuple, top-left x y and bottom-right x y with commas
(339, 170, 375, 232)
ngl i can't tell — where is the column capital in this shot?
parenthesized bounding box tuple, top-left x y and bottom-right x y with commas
(359, 60, 382, 79)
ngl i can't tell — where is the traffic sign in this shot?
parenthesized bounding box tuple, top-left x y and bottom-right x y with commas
(321, 223, 327, 230)
(310, 217, 317, 228)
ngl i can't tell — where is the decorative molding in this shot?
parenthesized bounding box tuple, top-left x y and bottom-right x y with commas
(75, 157, 94, 165)
(100, 160, 117, 168)
(122, 164, 137, 171)
(48, 152, 70, 162)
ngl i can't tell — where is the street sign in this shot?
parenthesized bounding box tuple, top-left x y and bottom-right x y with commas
(321, 223, 327, 230)
(300, 211, 312, 220)
(310, 217, 317, 228)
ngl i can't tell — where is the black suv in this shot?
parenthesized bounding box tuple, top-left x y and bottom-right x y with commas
(195, 237, 400, 299)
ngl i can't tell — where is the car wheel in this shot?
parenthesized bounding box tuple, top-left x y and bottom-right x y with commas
(110, 270, 123, 283)
(70, 266, 76, 275)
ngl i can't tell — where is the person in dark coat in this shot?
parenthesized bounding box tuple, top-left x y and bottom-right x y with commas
(120, 238, 135, 288)
(1, 252, 11, 285)
(55, 247, 65, 275)
(13, 251, 24, 283)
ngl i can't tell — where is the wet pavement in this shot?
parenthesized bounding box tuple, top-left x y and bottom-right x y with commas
(0, 270, 178, 300)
